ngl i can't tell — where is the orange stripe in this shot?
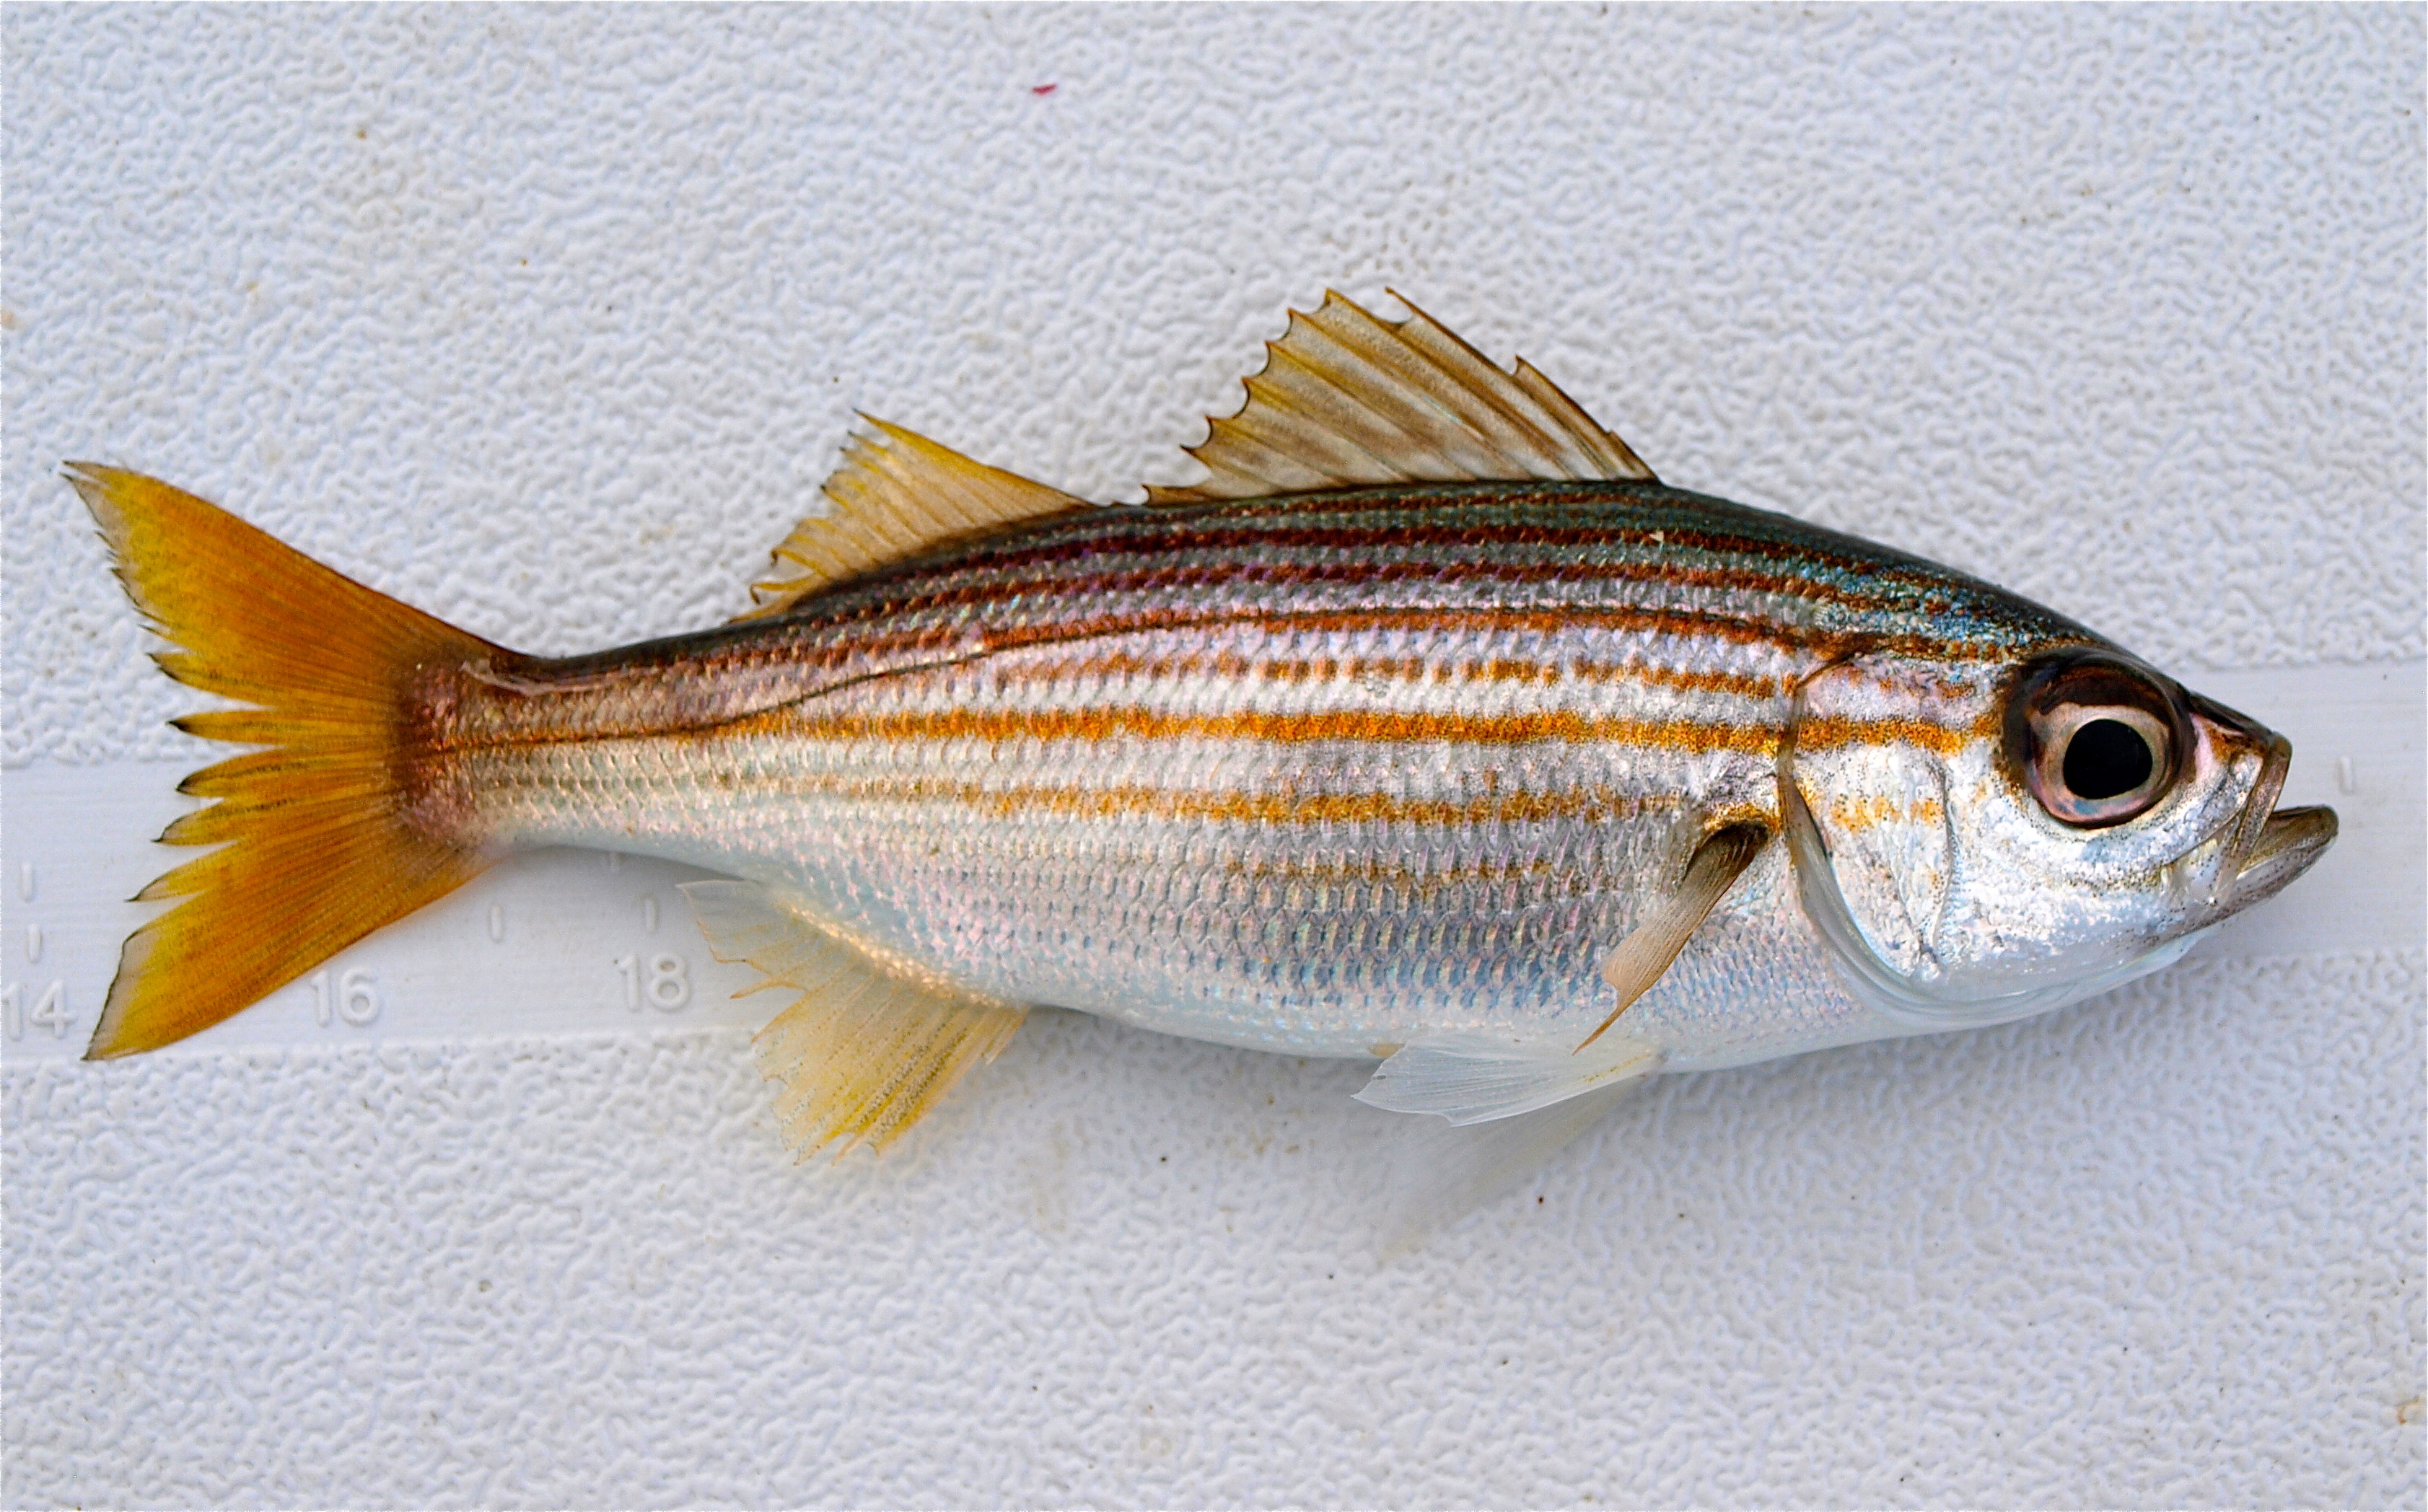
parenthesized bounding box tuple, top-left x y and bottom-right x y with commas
(970, 649, 1788, 700)
(1794, 714, 1982, 758)
(957, 781, 1670, 827)
(1828, 794, 1949, 833)
(488, 764, 1683, 828)
(741, 705, 1984, 756)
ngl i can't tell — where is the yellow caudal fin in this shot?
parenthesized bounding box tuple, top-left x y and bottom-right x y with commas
(68, 465, 504, 1058)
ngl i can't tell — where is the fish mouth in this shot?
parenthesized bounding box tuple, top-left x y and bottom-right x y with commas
(2190, 692, 2338, 918)
(2224, 803, 2338, 912)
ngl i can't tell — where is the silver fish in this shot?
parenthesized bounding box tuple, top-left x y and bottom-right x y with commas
(71, 290, 2336, 1175)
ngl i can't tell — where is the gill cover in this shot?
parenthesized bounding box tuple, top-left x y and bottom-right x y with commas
(1776, 654, 2209, 1029)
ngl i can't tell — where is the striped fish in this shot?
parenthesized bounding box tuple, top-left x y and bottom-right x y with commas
(71, 291, 2335, 1192)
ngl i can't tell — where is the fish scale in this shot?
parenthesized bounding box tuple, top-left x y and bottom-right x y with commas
(454, 484, 2061, 1064)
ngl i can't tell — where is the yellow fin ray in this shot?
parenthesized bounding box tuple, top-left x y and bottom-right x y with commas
(737, 418, 1085, 621)
(1147, 290, 1656, 505)
(65, 464, 501, 1057)
(682, 880, 1027, 1155)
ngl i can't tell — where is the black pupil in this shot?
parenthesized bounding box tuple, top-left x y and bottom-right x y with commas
(2063, 718, 2154, 801)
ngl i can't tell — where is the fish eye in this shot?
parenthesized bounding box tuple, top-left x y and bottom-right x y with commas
(2008, 653, 2186, 828)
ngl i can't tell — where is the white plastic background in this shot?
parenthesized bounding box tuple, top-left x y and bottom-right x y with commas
(4, 8, 2422, 1506)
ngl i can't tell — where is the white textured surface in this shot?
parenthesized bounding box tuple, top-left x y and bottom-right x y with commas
(4, 955, 2422, 1508)
(4, 6, 2422, 1506)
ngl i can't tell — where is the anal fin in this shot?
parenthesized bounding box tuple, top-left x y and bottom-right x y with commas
(682, 881, 1027, 1156)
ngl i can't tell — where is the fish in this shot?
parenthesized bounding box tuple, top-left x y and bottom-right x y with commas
(68, 289, 2336, 1194)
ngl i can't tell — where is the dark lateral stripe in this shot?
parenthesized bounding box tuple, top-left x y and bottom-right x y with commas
(815, 604, 1890, 673)
(803, 550, 1958, 644)
(872, 512, 1953, 603)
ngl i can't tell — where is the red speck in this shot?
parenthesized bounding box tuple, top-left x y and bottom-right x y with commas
(1032, 84, 1057, 96)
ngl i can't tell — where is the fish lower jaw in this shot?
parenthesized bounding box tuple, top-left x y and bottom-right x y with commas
(2212, 803, 2338, 918)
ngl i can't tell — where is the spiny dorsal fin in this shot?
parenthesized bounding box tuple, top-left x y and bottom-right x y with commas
(1145, 289, 1656, 505)
(737, 417, 1085, 620)
(682, 881, 1027, 1156)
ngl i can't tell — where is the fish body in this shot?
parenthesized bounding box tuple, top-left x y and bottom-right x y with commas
(455, 480, 2090, 1072)
(71, 291, 2336, 1168)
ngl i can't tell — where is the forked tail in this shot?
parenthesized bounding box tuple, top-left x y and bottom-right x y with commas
(68, 465, 503, 1058)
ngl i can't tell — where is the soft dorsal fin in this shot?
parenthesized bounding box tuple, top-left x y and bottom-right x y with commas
(1145, 289, 1656, 505)
(682, 880, 1027, 1156)
(737, 417, 1086, 621)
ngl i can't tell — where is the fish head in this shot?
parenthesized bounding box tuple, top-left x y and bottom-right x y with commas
(1781, 646, 2337, 1028)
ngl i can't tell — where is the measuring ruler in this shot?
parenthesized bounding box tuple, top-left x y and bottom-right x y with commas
(0, 776, 766, 1060)
(4, 662, 2418, 1063)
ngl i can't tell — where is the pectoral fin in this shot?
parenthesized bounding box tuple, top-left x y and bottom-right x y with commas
(1578, 822, 1769, 1051)
(682, 881, 1027, 1156)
